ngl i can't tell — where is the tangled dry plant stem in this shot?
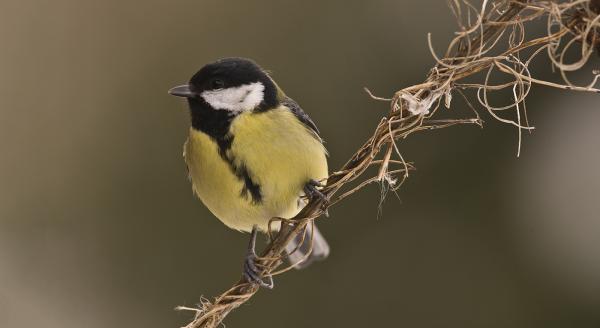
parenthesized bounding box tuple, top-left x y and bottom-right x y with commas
(177, 1, 599, 327)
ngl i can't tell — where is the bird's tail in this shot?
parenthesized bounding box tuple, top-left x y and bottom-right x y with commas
(284, 223, 330, 269)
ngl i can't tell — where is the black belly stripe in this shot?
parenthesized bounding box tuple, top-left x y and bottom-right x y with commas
(211, 134, 262, 205)
(212, 134, 261, 204)
(217, 135, 262, 204)
(216, 133, 233, 160)
(237, 164, 262, 204)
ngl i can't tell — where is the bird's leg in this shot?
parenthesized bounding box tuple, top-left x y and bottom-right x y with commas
(303, 179, 329, 217)
(242, 225, 274, 289)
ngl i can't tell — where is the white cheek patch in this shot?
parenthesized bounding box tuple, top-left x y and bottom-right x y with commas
(200, 82, 265, 112)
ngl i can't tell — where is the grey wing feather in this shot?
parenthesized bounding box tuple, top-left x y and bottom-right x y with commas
(281, 97, 322, 140)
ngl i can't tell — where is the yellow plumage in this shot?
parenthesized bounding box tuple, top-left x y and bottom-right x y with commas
(184, 105, 328, 232)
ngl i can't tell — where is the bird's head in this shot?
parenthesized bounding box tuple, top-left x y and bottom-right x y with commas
(169, 57, 279, 114)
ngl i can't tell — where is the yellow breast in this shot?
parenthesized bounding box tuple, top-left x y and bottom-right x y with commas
(184, 106, 328, 232)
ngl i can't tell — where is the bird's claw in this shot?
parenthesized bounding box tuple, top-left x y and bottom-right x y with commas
(242, 226, 274, 289)
(304, 179, 326, 200)
(243, 253, 274, 289)
(304, 179, 329, 207)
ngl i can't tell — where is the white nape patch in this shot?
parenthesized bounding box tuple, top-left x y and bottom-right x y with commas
(201, 82, 265, 112)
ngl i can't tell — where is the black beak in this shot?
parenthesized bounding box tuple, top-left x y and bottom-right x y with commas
(168, 84, 196, 98)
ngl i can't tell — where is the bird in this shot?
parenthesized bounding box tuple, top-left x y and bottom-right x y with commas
(169, 57, 330, 288)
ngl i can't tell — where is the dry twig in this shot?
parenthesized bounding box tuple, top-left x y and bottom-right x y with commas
(178, 1, 600, 326)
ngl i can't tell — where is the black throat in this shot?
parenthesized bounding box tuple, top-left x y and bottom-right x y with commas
(188, 97, 235, 149)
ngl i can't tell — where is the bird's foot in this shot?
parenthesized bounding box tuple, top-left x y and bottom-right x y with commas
(304, 180, 329, 216)
(304, 179, 327, 201)
(243, 225, 274, 289)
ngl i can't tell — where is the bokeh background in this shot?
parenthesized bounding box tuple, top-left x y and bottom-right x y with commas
(1, 1, 599, 327)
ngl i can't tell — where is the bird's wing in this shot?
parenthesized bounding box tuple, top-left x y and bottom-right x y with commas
(281, 96, 322, 141)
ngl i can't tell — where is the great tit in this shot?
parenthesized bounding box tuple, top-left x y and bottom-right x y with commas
(169, 57, 330, 288)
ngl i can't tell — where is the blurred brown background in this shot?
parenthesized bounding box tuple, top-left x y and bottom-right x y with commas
(1, 0, 599, 327)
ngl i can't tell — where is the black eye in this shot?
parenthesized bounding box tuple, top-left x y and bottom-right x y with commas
(210, 79, 225, 89)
